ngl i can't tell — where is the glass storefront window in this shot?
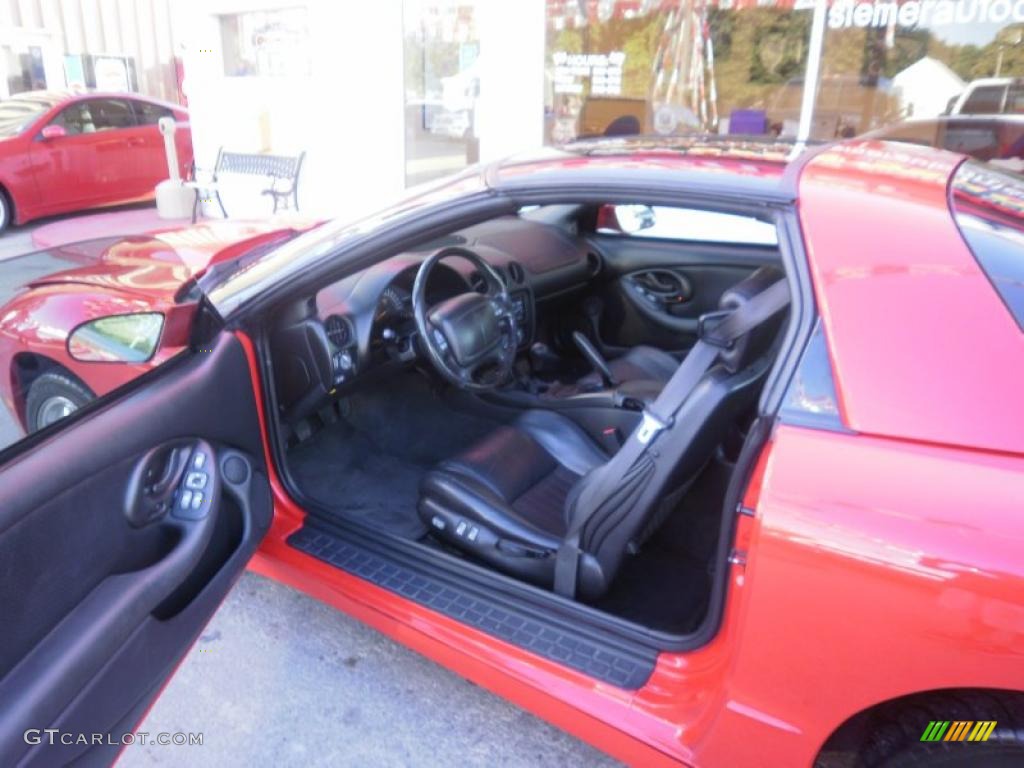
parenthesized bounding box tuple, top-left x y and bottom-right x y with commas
(543, 0, 1024, 162)
(816, 3, 1024, 139)
(403, 0, 480, 187)
(545, 0, 815, 142)
(3, 44, 47, 95)
(219, 8, 311, 78)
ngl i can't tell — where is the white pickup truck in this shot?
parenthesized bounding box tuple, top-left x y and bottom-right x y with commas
(947, 77, 1024, 115)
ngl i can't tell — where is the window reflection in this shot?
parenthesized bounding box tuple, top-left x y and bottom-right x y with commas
(403, 0, 480, 187)
(543, 0, 1024, 157)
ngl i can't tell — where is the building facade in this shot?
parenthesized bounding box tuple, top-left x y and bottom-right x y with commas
(171, 0, 1024, 218)
(0, 0, 181, 102)
(5, 1, 1022, 219)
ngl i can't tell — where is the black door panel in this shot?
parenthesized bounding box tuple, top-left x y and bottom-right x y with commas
(0, 333, 270, 767)
(589, 236, 779, 352)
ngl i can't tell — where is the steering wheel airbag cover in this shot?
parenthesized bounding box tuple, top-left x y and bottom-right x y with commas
(429, 293, 500, 366)
(413, 246, 517, 392)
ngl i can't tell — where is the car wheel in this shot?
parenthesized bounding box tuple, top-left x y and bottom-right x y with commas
(0, 189, 10, 234)
(882, 743, 1024, 767)
(25, 371, 95, 432)
(857, 691, 1024, 768)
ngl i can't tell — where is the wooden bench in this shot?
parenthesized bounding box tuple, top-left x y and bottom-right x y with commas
(187, 149, 305, 222)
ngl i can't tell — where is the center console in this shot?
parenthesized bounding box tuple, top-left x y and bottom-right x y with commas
(509, 288, 534, 349)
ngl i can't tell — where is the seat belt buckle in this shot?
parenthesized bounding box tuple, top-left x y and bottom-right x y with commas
(637, 409, 672, 444)
(697, 309, 734, 349)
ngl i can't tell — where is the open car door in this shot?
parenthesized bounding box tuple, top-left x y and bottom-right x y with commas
(0, 331, 271, 767)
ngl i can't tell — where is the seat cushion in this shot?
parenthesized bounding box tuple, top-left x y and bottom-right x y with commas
(418, 410, 607, 555)
(580, 345, 679, 389)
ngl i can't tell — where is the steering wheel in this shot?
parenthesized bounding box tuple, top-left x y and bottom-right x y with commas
(413, 246, 518, 392)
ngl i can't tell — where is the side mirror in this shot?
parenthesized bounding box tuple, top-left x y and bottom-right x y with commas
(596, 204, 657, 235)
(40, 124, 67, 140)
(68, 313, 164, 363)
(616, 205, 656, 234)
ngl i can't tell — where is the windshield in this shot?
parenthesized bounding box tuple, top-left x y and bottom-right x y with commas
(204, 165, 489, 317)
(0, 95, 57, 138)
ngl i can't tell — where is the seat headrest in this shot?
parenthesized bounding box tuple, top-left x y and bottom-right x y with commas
(716, 265, 787, 373)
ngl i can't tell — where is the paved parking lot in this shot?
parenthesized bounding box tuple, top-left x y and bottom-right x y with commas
(119, 573, 618, 768)
(0, 219, 618, 767)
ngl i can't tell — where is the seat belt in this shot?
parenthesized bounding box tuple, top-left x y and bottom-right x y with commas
(553, 278, 791, 599)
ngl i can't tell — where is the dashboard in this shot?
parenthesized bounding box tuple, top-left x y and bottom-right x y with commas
(269, 215, 599, 423)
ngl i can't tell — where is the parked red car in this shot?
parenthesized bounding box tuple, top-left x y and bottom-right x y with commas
(0, 90, 192, 232)
(0, 137, 1022, 768)
(0, 219, 311, 434)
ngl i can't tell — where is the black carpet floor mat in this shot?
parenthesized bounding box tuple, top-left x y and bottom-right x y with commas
(287, 371, 500, 540)
(289, 419, 430, 539)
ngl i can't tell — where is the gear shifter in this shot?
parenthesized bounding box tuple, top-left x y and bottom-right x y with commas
(572, 331, 617, 388)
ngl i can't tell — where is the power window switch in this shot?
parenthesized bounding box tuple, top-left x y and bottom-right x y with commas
(456, 521, 468, 537)
(467, 526, 479, 542)
(180, 490, 193, 509)
(193, 452, 206, 469)
(191, 492, 203, 510)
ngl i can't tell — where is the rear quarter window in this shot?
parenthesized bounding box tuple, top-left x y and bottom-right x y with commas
(951, 161, 1024, 330)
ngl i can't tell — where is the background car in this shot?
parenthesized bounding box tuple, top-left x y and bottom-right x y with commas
(0, 90, 193, 232)
(0, 220, 311, 436)
(865, 114, 1024, 171)
(946, 76, 1024, 115)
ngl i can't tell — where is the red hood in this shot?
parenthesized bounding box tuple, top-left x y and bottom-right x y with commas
(26, 218, 318, 302)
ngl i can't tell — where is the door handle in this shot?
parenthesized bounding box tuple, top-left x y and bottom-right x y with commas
(621, 271, 700, 334)
(626, 270, 691, 307)
(125, 442, 193, 527)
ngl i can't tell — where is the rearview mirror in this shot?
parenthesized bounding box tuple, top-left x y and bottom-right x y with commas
(68, 313, 164, 363)
(40, 124, 67, 140)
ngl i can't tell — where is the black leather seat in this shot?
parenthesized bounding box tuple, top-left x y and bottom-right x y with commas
(599, 345, 679, 387)
(419, 410, 606, 583)
(419, 266, 787, 599)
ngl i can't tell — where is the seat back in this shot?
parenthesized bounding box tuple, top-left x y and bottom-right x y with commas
(567, 266, 787, 599)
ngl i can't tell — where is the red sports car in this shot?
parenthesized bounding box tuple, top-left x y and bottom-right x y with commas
(0, 90, 192, 232)
(0, 137, 1022, 768)
(0, 219, 312, 434)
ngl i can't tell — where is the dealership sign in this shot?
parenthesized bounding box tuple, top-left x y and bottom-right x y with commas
(829, 0, 1024, 28)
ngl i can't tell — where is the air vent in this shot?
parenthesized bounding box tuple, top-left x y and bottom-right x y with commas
(507, 261, 525, 285)
(324, 315, 352, 347)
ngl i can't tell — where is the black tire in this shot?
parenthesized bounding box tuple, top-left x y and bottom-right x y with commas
(858, 691, 1024, 768)
(25, 371, 94, 432)
(0, 187, 10, 234)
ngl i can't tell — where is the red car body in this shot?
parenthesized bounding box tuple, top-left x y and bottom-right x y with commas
(0, 90, 193, 227)
(244, 142, 1024, 766)
(0, 220, 311, 434)
(1, 139, 1022, 767)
